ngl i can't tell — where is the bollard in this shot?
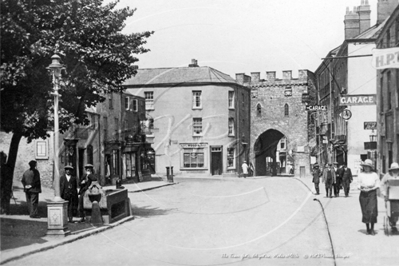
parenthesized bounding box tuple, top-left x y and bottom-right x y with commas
(90, 201, 103, 226)
(166, 166, 174, 182)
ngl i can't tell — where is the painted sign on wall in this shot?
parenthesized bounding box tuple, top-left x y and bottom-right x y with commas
(339, 95, 376, 106)
(372, 47, 399, 69)
(364, 122, 377, 130)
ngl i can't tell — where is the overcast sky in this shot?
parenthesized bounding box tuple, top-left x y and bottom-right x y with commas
(112, 0, 379, 79)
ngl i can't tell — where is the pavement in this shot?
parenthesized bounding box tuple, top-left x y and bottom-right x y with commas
(0, 178, 175, 265)
(1, 174, 398, 266)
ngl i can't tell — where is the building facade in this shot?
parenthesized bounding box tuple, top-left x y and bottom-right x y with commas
(236, 70, 317, 177)
(0, 91, 147, 188)
(375, 3, 399, 174)
(123, 60, 251, 177)
(315, 0, 397, 175)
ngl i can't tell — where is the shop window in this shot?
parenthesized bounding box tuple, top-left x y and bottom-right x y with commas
(227, 148, 235, 168)
(183, 152, 204, 168)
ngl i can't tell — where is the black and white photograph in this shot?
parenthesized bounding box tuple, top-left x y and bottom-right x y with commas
(1, 0, 399, 265)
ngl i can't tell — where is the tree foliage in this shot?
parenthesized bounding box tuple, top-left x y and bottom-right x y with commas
(0, 0, 153, 213)
(1, 0, 153, 139)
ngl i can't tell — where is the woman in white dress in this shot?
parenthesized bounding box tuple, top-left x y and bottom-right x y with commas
(358, 159, 380, 235)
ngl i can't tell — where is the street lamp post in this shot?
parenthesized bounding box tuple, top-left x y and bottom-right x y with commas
(46, 54, 70, 236)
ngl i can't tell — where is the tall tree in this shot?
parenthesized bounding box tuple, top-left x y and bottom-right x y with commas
(0, 0, 153, 213)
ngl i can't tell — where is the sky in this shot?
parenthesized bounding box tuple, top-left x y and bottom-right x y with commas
(110, 0, 379, 79)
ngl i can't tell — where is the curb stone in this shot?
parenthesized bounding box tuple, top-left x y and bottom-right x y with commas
(1, 216, 135, 265)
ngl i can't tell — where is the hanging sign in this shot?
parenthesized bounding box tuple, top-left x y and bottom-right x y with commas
(340, 109, 352, 120)
(372, 47, 399, 69)
(339, 94, 376, 106)
(305, 105, 327, 111)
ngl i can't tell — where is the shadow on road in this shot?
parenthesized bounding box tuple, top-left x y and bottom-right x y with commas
(131, 205, 172, 218)
(1, 218, 48, 250)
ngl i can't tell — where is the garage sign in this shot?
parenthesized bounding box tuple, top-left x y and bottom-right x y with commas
(339, 94, 376, 106)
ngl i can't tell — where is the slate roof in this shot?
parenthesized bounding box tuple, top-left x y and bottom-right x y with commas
(351, 18, 388, 40)
(123, 66, 238, 87)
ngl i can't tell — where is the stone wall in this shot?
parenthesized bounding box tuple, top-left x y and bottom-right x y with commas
(236, 70, 316, 176)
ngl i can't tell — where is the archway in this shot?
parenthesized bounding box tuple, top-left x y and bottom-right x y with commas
(254, 129, 287, 176)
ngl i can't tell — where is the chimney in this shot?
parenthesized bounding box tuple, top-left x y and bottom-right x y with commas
(188, 59, 198, 67)
(377, 0, 399, 25)
(266, 71, 276, 82)
(358, 0, 371, 34)
(236, 73, 245, 84)
(251, 72, 260, 83)
(283, 70, 292, 80)
(344, 6, 360, 39)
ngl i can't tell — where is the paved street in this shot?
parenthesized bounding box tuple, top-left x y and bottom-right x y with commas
(2, 176, 399, 266)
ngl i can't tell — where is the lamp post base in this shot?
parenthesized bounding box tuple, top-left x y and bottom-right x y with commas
(46, 200, 70, 236)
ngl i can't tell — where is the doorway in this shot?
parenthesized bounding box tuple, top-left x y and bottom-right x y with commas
(78, 148, 85, 178)
(211, 146, 223, 175)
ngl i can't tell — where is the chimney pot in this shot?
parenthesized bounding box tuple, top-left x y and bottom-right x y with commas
(236, 73, 245, 84)
(188, 59, 199, 67)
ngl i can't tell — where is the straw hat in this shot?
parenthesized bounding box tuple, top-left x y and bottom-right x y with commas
(64, 165, 74, 170)
(84, 164, 94, 169)
(313, 163, 319, 168)
(360, 159, 374, 169)
(389, 162, 399, 171)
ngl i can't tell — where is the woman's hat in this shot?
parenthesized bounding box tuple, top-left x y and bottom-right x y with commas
(389, 162, 399, 171)
(360, 159, 374, 169)
(84, 164, 94, 169)
(64, 165, 74, 170)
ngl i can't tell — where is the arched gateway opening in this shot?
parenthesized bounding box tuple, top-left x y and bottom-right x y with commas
(254, 129, 289, 176)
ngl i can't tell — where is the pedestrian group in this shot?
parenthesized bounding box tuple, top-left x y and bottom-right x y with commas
(21, 161, 97, 222)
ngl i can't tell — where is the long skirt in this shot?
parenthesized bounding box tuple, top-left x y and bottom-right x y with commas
(359, 190, 378, 223)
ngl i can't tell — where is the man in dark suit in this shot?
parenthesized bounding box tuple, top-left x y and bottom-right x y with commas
(312, 163, 322, 195)
(21, 160, 41, 218)
(78, 164, 97, 222)
(340, 164, 353, 197)
(333, 162, 342, 197)
(60, 165, 79, 222)
(322, 163, 336, 198)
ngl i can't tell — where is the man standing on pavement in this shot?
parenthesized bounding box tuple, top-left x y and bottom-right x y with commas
(312, 163, 322, 195)
(60, 165, 79, 223)
(380, 162, 399, 232)
(242, 161, 248, 178)
(322, 163, 336, 198)
(340, 164, 353, 197)
(21, 160, 41, 218)
(334, 162, 342, 197)
(78, 164, 97, 222)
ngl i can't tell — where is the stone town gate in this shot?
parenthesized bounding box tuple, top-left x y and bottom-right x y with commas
(236, 70, 317, 177)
